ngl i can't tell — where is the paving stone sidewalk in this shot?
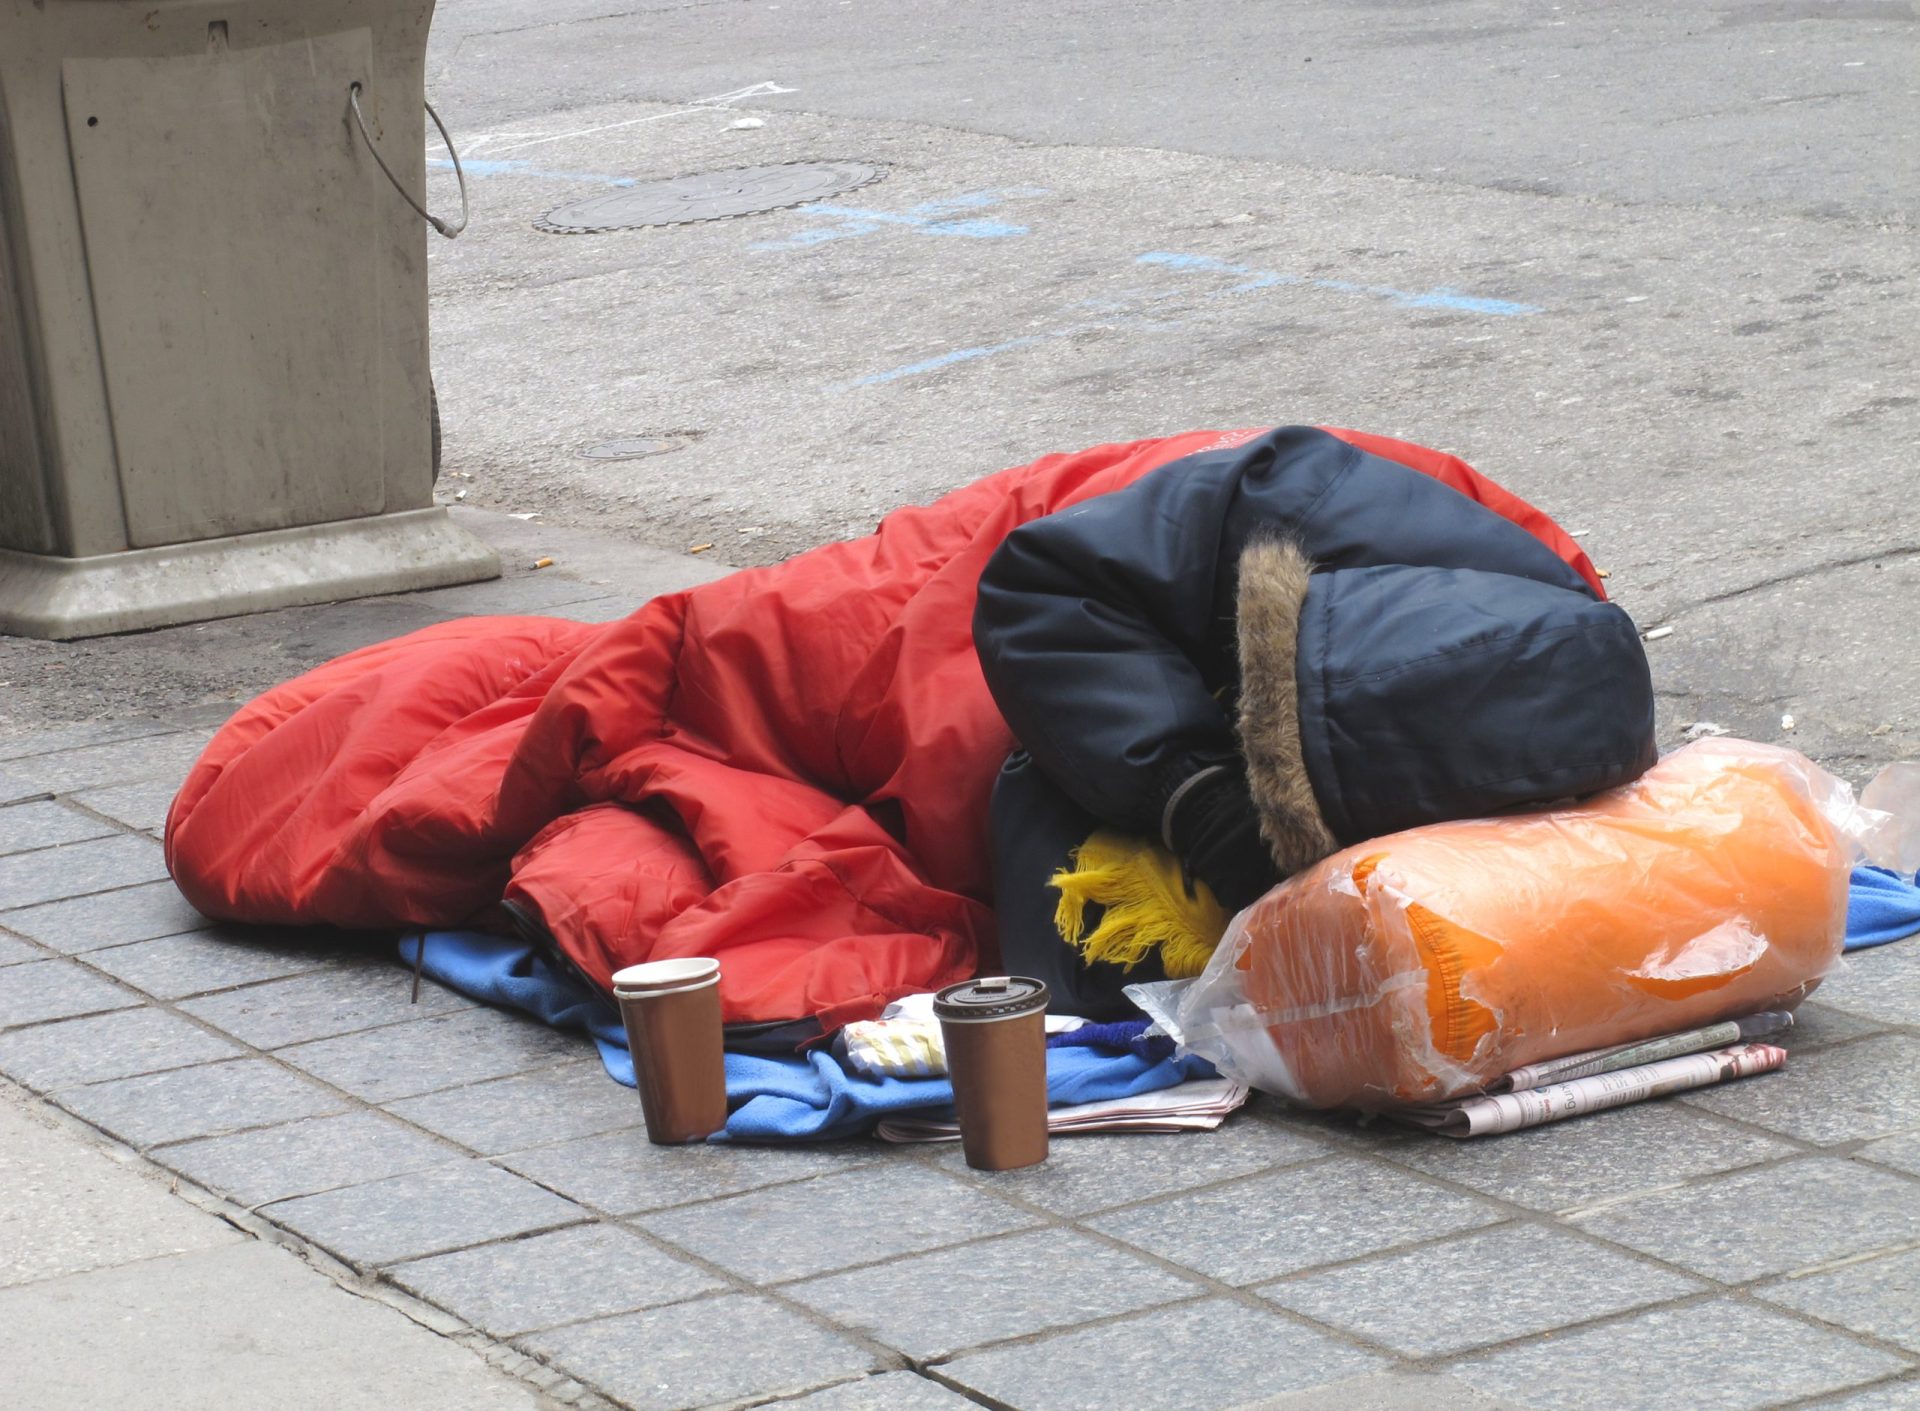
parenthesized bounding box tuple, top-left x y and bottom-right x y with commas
(3, 530, 1919, 1411)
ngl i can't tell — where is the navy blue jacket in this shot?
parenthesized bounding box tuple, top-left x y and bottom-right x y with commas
(973, 426, 1657, 909)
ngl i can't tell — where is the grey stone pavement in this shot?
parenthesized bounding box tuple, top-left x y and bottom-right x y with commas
(4, 521, 1920, 1411)
(4, 2, 1920, 1408)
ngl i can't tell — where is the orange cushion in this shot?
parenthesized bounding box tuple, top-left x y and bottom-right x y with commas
(1233, 739, 1851, 1109)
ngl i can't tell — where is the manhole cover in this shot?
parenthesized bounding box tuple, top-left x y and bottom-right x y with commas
(581, 435, 688, 461)
(536, 161, 886, 234)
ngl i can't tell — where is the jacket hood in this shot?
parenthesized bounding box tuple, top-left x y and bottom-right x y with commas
(1236, 541, 1656, 858)
(1234, 540, 1341, 874)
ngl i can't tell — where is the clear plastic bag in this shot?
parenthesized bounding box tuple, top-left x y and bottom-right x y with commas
(1860, 761, 1920, 877)
(1141, 739, 1861, 1111)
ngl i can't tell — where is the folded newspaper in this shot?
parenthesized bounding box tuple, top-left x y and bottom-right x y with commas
(874, 1077, 1249, 1143)
(1395, 1011, 1794, 1138)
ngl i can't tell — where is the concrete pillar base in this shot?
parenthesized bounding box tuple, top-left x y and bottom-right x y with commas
(0, 508, 501, 640)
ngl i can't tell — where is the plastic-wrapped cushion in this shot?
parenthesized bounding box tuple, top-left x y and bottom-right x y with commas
(1190, 739, 1852, 1110)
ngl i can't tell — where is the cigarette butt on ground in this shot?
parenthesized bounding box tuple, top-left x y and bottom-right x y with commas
(1643, 625, 1674, 641)
(533, 557, 553, 569)
(690, 543, 714, 554)
(1596, 567, 1611, 578)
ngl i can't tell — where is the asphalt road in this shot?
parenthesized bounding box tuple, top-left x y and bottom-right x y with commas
(432, 0, 1920, 219)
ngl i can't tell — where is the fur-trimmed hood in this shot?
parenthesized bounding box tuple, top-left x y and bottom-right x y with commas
(1232, 537, 1656, 865)
(1235, 540, 1340, 875)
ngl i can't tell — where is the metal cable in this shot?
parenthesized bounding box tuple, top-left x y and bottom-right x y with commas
(348, 81, 469, 239)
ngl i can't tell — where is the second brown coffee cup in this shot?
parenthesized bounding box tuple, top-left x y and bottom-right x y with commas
(935, 976, 1050, 1171)
(612, 958, 728, 1145)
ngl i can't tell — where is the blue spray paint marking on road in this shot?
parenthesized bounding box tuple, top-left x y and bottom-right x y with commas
(757, 188, 1047, 250)
(1136, 251, 1541, 316)
(429, 157, 638, 187)
(833, 247, 1537, 393)
(1135, 251, 1293, 293)
(839, 334, 1054, 389)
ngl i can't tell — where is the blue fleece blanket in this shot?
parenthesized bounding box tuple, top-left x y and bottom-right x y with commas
(395, 932, 1208, 1142)
(396, 865, 1919, 1140)
(1846, 866, 1920, 950)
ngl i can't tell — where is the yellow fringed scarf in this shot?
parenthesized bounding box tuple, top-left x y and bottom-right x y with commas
(1049, 830, 1231, 980)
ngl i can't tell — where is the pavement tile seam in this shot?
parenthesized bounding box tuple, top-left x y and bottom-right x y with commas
(0, 800, 154, 844)
(0, 909, 212, 955)
(619, 1198, 1245, 1379)
(913, 1287, 1226, 1366)
(0, 1015, 242, 1095)
(462, 1282, 739, 1342)
(479, 1146, 899, 1222)
(1852, 1141, 1920, 1178)
(181, 991, 488, 1053)
(508, 1291, 916, 1399)
(473, 1160, 986, 1368)
(0, 877, 208, 942)
(333, 1050, 587, 1107)
(63, 932, 420, 1006)
(1761, 1238, 1920, 1292)
(1800, 1384, 1920, 1411)
(1797, 1012, 1920, 1041)
(509, 1342, 831, 1411)
(1264, 1283, 1713, 1371)
(978, 1149, 1341, 1225)
(1240, 1216, 1622, 1301)
(1414, 1285, 1894, 1379)
(54, 794, 160, 831)
(362, 1052, 625, 1121)
(925, 1122, 1344, 1220)
(762, 1373, 958, 1408)
(1663, 1097, 1884, 1156)
(170, 1154, 480, 1220)
(1301, 1138, 1884, 1310)
(280, 1203, 599, 1273)
(1555, 1167, 1920, 1290)
(1786, 1016, 1896, 1055)
(1061, 1144, 1541, 1293)
(786, 1193, 1430, 1369)
(0, 801, 122, 857)
(0, 971, 143, 1032)
(41, 1053, 326, 1148)
(483, 1139, 941, 1221)
(1780, 1372, 1920, 1410)
(912, 1285, 1424, 1391)
(1722, 1292, 1920, 1379)
(746, 1225, 1083, 1296)
(0, 731, 212, 797)
(71, 936, 336, 1002)
(0, 935, 50, 966)
(923, 1197, 1441, 1367)
(1544, 1148, 1823, 1220)
(0, 718, 180, 764)
(1341, 1133, 1694, 1222)
(921, 1366, 1029, 1407)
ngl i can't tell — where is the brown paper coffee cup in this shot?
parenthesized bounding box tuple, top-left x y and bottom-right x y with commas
(935, 976, 1049, 1171)
(612, 958, 728, 1145)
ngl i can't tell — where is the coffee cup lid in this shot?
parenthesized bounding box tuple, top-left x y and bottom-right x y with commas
(933, 975, 1048, 1021)
(612, 957, 720, 994)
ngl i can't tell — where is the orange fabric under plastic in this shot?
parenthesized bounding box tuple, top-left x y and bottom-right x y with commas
(166, 426, 1601, 1030)
(1230, 739, 1851, 1109)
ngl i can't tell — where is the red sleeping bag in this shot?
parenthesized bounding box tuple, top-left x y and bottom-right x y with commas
(166, 427, 1602, 1029)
